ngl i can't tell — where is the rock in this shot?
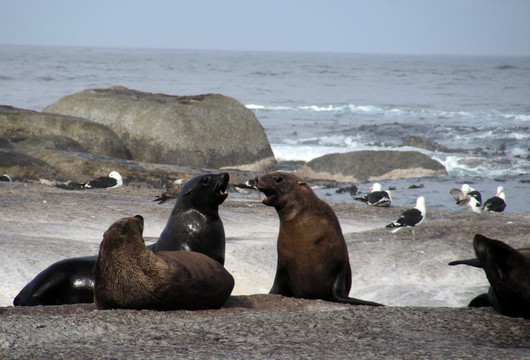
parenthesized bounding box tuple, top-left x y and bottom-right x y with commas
(0, 105, 132, 160)
(44, 87, 276, 172)
(0, 148, 58, 180)
(7, 134, 87, 153)
(295, 150, 447, 183)
(399, 135, 450, 152)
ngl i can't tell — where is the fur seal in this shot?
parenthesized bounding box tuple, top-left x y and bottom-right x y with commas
(13, 172, 229, 306)
(450, 234, 530, 318)
(94, 215, 234, 310)
(255, 172, 382, 306)
(473, 234, 530, 318)
(152, 173, 229, 265)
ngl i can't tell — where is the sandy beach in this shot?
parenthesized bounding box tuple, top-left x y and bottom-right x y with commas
(1, 180, 529, 358)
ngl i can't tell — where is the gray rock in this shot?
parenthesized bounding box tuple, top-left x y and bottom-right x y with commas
(400, 135, 451, 152)
(7, 134, 87, 153)
(1, 296, 529, 359)
(296, 150, 447, 183)
(0, 148, 58, 180)
(0, 105, 132, 160)
(44, 87, 276, 172)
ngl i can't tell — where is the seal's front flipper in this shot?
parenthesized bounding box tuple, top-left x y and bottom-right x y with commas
(448, 257, 482, 268)
(468, 293, 491, 307)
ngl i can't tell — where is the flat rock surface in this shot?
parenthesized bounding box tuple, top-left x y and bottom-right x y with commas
(1, 295, 529, 359)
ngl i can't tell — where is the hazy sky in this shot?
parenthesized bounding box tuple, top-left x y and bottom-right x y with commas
(2, 0, 529, 56)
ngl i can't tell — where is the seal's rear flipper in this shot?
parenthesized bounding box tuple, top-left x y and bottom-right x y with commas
(335, 295, 384, 306)
(331, 277, 384, 306)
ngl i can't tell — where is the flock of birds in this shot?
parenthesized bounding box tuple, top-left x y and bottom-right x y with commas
(2, 170, 507, 242)
(0, 171, 124, 190)
(352, 182, 507, 241)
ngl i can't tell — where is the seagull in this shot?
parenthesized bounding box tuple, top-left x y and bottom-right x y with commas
(386, 196, 426, 241)
(153, 178, 188, 204)
(482, 186, 506, 212)
(450, 184, 482, 213)
(354, 183, 394, 207)
(84, 171, 123, 189)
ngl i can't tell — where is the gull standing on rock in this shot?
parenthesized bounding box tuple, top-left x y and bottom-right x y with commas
(386, 196, 426, 241)
(482, 186, 506, 212)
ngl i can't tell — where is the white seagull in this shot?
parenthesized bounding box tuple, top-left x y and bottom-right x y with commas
(450, 183, 482, 213)
(354, 183, 394, 207)
(482, 186, 506, 212)
(84, 171, 123, 189)
(386, 196, 426, 241)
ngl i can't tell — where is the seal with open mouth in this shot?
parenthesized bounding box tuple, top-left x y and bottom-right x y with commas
(255, 171, 382, 306)
(13, 173, 229, 306)
(152, 172, 229, 265)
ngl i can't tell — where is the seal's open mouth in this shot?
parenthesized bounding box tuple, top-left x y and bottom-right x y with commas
(256, 184, 277, 205)
(214, 173, 229, 204)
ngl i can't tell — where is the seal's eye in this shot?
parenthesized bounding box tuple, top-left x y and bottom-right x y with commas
(201, 176, 211, 185)
(274, 177, 283, 183)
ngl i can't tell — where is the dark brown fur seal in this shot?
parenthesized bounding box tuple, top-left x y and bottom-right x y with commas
(14, 172, 229, 307)
(449, 234, 530, 314)
(255, 172, 382, 306)
(94, 215, 234, 310)
(455, 234, 530, 318)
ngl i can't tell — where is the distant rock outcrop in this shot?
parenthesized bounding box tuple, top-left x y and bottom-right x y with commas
(399, 135, 451, 153)
(44, 87, 276, 172)
(295, 150, 447, 183)
(0, 105, 132, 160)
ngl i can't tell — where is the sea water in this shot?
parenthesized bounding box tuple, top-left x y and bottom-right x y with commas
(1, 45, 529, 212)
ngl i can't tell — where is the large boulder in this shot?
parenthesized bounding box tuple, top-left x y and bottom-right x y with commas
(296, 150, 447, 183)
(0, 106, 132, 160)
(44, 87, 276, 172)
(0, 148, 58, 179)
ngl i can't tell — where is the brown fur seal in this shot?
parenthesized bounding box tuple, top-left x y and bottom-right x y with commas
(14, 172, 229, 307)
(254, 172, 382, 306)
(94, 215, 234, 310)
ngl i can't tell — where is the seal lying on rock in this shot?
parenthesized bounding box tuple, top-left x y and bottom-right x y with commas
(94, 215, 234, 310)
(13, 173, 229, 306)
(254, 172, 382, 306)
(12, 256, 96, 306)
(450, 234, 530, 318)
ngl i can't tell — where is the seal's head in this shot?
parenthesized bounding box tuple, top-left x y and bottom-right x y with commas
(255, 172, 312, 209)
(100, 215, 145, 253)
(178, 173, 229, 209)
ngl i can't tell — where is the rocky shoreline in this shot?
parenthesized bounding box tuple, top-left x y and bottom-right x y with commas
(1, 181, 529, 358)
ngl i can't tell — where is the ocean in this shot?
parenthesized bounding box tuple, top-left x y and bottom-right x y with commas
(1, 45, 529, 212)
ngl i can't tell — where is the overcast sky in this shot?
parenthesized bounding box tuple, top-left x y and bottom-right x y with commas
(2, 0, 529, 56)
